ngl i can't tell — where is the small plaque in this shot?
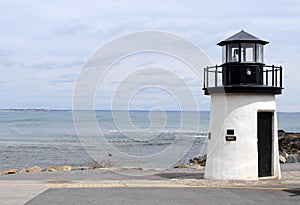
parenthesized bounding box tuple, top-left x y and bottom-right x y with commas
(226, 136, 236, 141)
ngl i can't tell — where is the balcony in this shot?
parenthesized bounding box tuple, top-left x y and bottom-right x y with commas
(203, 63, 283, 95)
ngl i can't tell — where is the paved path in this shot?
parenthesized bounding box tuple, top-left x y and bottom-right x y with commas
(26, 187, 300, 205)
(0, 165, 299, 205)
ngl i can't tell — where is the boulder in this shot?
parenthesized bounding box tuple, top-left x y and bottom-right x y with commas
(194, 164, 204, 170)
(62, 166, 72, 171)
(47, 166, 58, 172)
(174, 164, 188, 169)
(26, 166, 42, 173)
(0, 169, 18, 175)
(19, 168, 27, 173)
(282, 151, 289, 159)
(296, 141, 300, 150)
(56, 166, 73, 172)
(189, 155, 207, 167)
(286, 154, 298, 163)
(279, 155, 286, 164)
(279, 130, 300, 143)
(278, 130, 300, 161)
(294, 150, 300, 162)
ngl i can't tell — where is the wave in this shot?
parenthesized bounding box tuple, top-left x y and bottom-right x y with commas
(108, 129, 207, 135)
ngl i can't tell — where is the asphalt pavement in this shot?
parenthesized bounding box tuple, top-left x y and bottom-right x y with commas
(25, 187, 300, 205)
(0, 164, 299, 205)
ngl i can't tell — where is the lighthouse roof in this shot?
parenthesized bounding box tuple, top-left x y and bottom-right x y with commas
(217, 30, 269, 46)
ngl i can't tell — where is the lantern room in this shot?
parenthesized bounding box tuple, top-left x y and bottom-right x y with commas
(219, 30, 267, 64)
(203, 30, 283, 95)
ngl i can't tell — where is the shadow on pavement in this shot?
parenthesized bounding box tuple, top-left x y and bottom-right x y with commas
(155, 172, 204, 179)
(283, 188, 300, 197)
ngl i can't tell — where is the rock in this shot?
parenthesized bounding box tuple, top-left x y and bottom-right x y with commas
(56, 166, 64, 172)
(0, 169, 18, 175)
(174, 164, 188, 169)
(47, 166, 72, 172)
(282, 151, 289, 159)
(194, 164, 204, 170)
(189, 155, 207, 167)
(26, 166, 42, 173)
(286, 154, 298, 163)
(47, 166, 58, 172)
(278, 130, 285, 138)
(294, 150, 300, 162)
(72, 166, 90, 171)
(296, 141, 300, 150)
(62, 166, 72, 171)
(279, 155, 286, 164)
(291, 148, 298, 154)
(278, 130, 300, 160)
(18, 166, 43, 173)
(191, 158, 200, 164)
(56, 166, 73, 172)
(19, 168, 27, 173)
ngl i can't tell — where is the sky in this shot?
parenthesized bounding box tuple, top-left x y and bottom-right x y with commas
(0, 0, 299, 111)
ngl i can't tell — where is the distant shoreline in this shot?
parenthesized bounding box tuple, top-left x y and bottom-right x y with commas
(0, 109, 209, 112)
(0, 109, 299, 113)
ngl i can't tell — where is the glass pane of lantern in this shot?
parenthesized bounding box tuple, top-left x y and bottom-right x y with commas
(222, 46, 226, 63)
(227, 43, 239, 62)
(241, 43, 255, 62)
(256, 44, 264, 63)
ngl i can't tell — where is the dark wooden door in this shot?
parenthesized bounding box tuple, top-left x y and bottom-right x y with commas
(257, 112, 273, 177)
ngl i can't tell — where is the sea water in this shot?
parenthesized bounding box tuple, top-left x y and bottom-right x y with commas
(0, 111, 298, 170)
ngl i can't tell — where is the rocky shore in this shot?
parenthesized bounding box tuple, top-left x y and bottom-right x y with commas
(0, 159, 114, 175)
(278, 130, 300, 163)
(1, 130, 299, 174)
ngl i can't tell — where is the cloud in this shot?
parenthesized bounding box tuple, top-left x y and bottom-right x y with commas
(0, 0, 299, 110)
(0, 78, 6, 84)
(54, 19, 91, 35)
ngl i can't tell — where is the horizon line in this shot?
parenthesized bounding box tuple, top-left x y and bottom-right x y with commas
(0, 108, 299, 113)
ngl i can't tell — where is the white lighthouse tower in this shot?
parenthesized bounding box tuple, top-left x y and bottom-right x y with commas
(203, 30, 283, 180)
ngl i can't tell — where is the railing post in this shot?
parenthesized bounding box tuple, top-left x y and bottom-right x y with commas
(206, 66, 209, 88)
(280, 66, 283, 88)
(266, 69, 268, 86)
(272, 65, 275, 86)
(275, 66, 277, 87)
(203, 67, 206, 88)
(215, 65, 218, 87)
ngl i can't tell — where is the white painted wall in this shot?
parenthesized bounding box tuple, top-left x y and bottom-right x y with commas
(204, 93, 281, 180)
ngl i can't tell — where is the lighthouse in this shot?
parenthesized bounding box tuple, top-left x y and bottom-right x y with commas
(203, 30, 283, 180)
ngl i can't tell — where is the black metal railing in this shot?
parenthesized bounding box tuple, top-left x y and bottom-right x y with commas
(203, 64, 283, 89)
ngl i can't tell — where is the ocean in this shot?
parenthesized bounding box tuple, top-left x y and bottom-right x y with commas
(0, 110, 299, 171)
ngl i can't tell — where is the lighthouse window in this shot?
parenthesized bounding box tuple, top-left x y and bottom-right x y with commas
(227, 43, 239, 62)
(241, 43, 255, 62)
(222, 46, 226, 63)
(227, 129, 235, 135)
(256, 44, 264, 63)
